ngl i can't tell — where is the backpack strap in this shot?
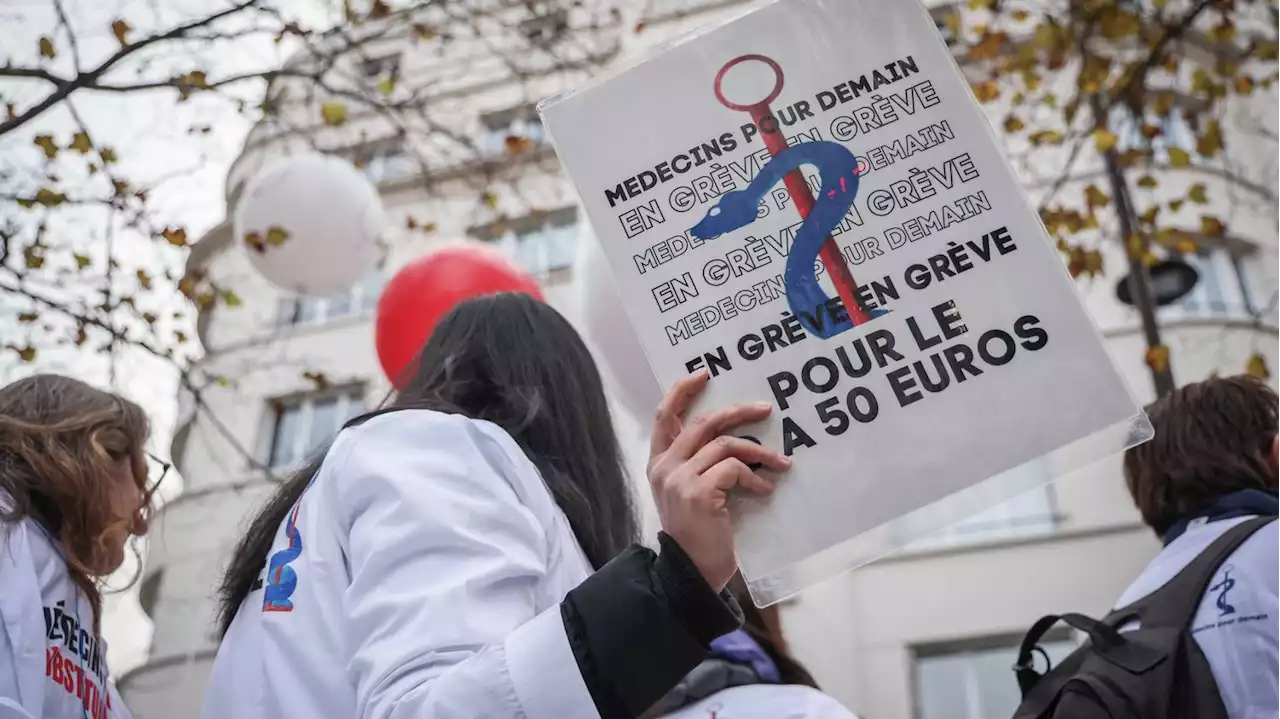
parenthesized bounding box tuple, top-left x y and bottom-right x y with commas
(1110, 515, 1275, 630)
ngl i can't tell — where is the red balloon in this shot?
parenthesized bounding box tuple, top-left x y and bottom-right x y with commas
(375, 244, 543, 388)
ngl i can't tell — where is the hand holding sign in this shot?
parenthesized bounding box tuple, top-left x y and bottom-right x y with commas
(647, 371, 791, 592)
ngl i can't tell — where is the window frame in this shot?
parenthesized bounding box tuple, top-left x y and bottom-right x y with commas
(913, 633, 1077, 719)
(279, 270, 384, 328)
(264, 386, 366, 470)
(472, 207, 578, 281)
(1163, 239, 1260, 321)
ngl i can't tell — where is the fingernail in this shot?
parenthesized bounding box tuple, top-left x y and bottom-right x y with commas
(779, 455, 792, 467)
(754, 402, 773, 410)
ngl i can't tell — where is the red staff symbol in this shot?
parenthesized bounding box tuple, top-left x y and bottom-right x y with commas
(713, 54, 870, 325)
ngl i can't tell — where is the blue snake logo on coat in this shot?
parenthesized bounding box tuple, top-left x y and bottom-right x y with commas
(689, 140, 885, 339)
(1210, 564, 1236, 618)
(263, 501, 305, 612)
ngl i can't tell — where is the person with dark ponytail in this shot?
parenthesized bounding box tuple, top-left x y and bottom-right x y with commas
(204, 293, 791, 719)
(0, 375, 155, 719)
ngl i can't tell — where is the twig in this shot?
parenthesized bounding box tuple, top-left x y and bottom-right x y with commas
(0, 0, 261, 136)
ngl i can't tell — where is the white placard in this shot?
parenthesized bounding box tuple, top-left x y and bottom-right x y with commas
(541, 0, 1151, 605)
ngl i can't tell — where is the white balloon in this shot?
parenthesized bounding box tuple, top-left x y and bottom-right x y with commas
(577, 225, 663, 423)
(234, 153, 385, 296)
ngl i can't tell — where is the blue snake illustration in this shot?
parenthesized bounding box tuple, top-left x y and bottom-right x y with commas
(1210, 565, 1236, 617)
(689, 140, 885, 338)
(263, 502, 305, 612)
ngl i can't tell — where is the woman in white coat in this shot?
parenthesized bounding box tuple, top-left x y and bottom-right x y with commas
(0, 375, 154, 719)
(205, 292, 791, 719)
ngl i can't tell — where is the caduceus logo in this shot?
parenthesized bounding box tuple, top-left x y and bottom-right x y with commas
(1210, 564, 1237, 618)
(263, 501, 306, 612)
(690, 54, 888, 340)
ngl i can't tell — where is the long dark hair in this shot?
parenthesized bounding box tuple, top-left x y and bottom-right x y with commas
(0, 375, 154, 632)
(217, 292, 638, 636)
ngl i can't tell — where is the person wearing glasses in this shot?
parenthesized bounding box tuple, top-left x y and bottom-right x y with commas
(0, 375, 157, 719)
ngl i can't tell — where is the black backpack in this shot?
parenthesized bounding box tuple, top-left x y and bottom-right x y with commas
(1012, 515, 1275, 719)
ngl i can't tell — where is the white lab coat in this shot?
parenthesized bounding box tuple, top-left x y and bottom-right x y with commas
(661, 685, 860, 719)
(1116, 515, 1278, 719)
(0, 500, 132, 719)
(202, 410, 603, 719)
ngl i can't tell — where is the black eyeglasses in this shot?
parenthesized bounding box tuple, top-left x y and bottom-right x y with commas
(146, 452, 171, 489)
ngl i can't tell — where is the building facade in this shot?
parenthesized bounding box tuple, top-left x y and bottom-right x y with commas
(120, 1, 1278, 717)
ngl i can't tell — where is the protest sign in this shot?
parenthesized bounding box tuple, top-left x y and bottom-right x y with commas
(540, 0, 1153, 605)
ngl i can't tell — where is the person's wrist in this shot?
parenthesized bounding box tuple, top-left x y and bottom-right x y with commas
(654, 531, 743, 647)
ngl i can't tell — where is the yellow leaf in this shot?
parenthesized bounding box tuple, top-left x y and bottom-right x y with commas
(1099, 8, 1141, 40)
(1093, 129, 1119, 152)
(370, 0, 391, 19)
(266, 226, 290, 246)
(33, 135, 57, 159)
(1200, 215, 1226, 238)
(38, 37, 55, 59)
(1137, 175, 1158, 189)
(17, 312, 37, 323)
(1029, 129, 1064, 146)
(1246, 353, 1271, 380)
(160, 227, 188, 247)
(1139, 206, 1160, 227)
(1188, 184, 1208, 204)
(1153, 0, 1168, 8)
(321, 102, 348, 126)
(481, 191, 498, 209)
(1084, 184, 1109, 210)
(504, 135, 534, 154)
(1258, 41, 1279, 61)
(412, 23, 437, 41)
(111, 19, 131, 46)
(1083, 249, 1104, 277)
(1011, 10, 1029, 21)
(1126, 233, 1145, 260)
(1145, 345, 1171, 374)
(971, 81, 1000, 103)
(69, 132, 92, 154)
(136, 269, 152, 290)
(1152, 91, 1176, 116)
(1169, 199, 1185, 212)
(1196, 120, 1223, 158)
(13, 345, 37, 363)
(1207, 21, 1236, 44)
(376, 77, 396, 96)
(1003, 115, 1025, 133)
(74, 253, 91, 269)
(34, 188, 67, 207)
(221, 289, 243, 307)
(1235, 75, 1256, 95)
(1175, 236, 1198, 255)
(969, 30, 1008, 62)
(1141, 251, 1158, 267)
(1167, 147, 1192, 167)
(243, 231, 265, 253)
(100, 147, 117, 164)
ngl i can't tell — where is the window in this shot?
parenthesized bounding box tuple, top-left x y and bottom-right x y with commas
(477, 106, 546, 157)
(1169, 246, 1257, 319)
(266, 387, 365, 469)
(905, 485, 1060, 552)
(1107, 104, 1199, 165)
(279, 271, 383, 327)
(916, 639, 1076, 719)
(485, 210, 578, 278)
(339, 138, 416, 185)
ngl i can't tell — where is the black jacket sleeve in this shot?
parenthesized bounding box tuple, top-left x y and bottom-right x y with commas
(560, 532, 744, 718)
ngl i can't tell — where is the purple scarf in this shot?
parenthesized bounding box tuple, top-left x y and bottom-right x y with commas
(709, 629, 781, 683)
